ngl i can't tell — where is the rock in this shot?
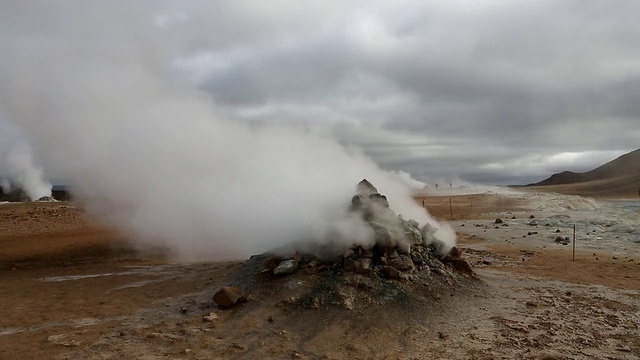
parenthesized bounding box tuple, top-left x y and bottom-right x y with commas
(528, 220, 538, 226)
(526, 300, 539, 307)
(310, 297, 320, 309)
(396, 239, 411, 255)
(47, 334, 81, 347)
(534, 352, 563, 360)
(369, 193, 390, 208)
(494, 218, 503, 224)
(203, 312, 219, 322)
(555, 229, 561, 233)
(389, 255, 415, 271)
(343, 259, 357, 272)
(408, 219, 420, 229)
(273, 259, 298, 276)
(239, 294, 255, 303)
(358, 246, 374, 258)
(448, 247, 462, 258)
(411, 251, 424, 264)
(402, 219, 423, 245)
(529, 215, 535, 219)
(355, 258, 372, 273)
(445, 258, 473, 276)
(357, 179, 378, 197)
(350, 194, 363, 211)
(371, 222, 396, 254)
(380, 265, 401, 278)
(420, 223, 437, 246)
(213, 286, 245, 308)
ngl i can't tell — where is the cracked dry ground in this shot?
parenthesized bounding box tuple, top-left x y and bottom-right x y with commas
(0, 201, 639, 359)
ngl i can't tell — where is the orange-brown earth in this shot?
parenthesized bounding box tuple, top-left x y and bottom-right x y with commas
(0, 195, 638, 359)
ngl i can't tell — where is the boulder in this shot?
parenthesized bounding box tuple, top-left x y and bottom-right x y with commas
(494, 218, 503, 224)
(273, 259, 298, 276)
(213, 286, 245, 308)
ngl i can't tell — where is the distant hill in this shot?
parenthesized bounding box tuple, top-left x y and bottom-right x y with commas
(524, 149, 640, 198)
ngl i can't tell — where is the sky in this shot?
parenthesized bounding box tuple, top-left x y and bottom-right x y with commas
(3, 0, 640, 185)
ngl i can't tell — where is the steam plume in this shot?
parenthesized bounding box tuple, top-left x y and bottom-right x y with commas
(0, 3, 455, 260)
(0, 114, 52, 200)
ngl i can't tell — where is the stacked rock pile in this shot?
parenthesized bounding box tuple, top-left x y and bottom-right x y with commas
(266, 179, 472, 279)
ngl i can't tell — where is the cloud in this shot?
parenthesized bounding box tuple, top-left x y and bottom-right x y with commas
(0, 1, 452, 261)
(166, 0, 640, 184)
(2, 0, 639, 191)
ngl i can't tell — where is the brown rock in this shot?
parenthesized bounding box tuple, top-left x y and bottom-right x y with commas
(380, 265, 400, 278)
(446, 258, 474, 276)
(448, 246, 462, 259)
(213, 286, 245, 308)
(389, 255, 415, 271)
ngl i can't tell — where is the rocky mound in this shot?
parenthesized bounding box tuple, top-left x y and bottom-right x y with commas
(214, 180, 474, 310)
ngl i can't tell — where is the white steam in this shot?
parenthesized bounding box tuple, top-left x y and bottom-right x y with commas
(0, 3, 455, 261)
(0, 114, 52, 200)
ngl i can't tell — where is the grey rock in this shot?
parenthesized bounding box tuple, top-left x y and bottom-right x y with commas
(402, 219, 423, 245)
(371, 222, 396, 254)
(273, 259, 298, 276)
(411, 251, 424, 264)
(420, 223, 437, 247)
(357, 179, 378, 197)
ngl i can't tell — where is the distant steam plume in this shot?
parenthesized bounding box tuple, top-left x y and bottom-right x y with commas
(0, 2, 455, 260)
(0, 113, 52, 200)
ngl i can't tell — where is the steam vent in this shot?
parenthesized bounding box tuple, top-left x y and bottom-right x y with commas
(227, 179, 475, 311)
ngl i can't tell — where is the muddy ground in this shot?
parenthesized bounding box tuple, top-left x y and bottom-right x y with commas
(0, 195, 638, 359)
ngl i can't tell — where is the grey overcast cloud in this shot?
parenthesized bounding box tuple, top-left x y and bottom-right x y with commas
(2, 1, 640, 186)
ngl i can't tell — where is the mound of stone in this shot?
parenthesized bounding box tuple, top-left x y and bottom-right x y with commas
(263, 179, 472, 282)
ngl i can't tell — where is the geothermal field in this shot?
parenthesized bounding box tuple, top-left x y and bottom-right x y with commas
(0, 183, 638, 360)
